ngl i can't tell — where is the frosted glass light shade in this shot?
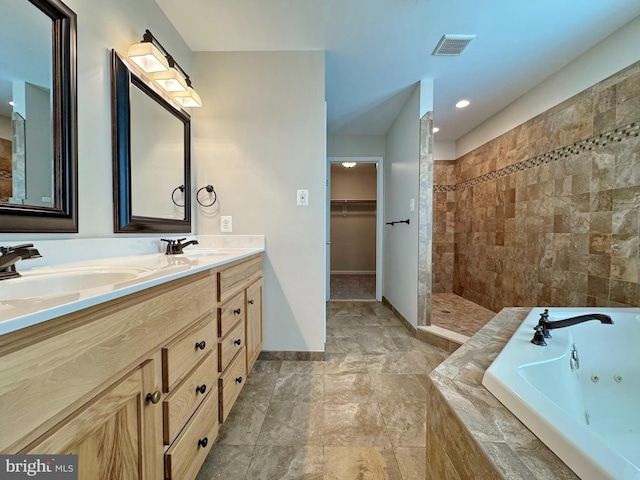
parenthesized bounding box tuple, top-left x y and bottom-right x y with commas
(342, 162, 357, 168)
(153, 67, 188, 92)
(172, 87, 202, 108)
(127, 42, 169, 73)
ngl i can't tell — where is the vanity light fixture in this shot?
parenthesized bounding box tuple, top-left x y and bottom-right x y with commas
(127, 32, 169, 73)
(128, 30, 202, 107)
(342, 162, 357, 168)
(455, 99, 470, 108)
(432, 127, 440, 133)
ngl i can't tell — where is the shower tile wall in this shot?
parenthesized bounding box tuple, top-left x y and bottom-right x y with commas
(433, 160, 456, 293)
(435, 60, 640, 312)
(0, 138, 11, 203)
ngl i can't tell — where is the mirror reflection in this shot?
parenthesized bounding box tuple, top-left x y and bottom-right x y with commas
(130, 84, 185, 219)
(0, 1, 54, 207)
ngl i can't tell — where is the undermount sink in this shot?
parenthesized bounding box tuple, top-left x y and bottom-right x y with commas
(181, 248, 229, 258)
(0, 266, 155, 301)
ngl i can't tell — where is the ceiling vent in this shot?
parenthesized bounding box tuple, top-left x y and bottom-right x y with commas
(432, 34, 476, 56)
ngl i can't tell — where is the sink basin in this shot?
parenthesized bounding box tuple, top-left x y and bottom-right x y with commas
(0, 266, 155, 301)
(181, 248, 229, 258)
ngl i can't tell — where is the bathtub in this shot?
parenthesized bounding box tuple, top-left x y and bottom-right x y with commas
(482, 307, 640, 480)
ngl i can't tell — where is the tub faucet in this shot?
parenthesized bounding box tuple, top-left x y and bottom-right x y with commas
(161, 238, 199, 255)
(0, 243, 42, 280)
(531, 309, 613, 346)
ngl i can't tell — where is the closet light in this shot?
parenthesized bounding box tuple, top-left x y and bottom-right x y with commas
(342, 162, 357, 168)
(127, 41, 169, 73)
(432, 127, 440, 133)
(172, 86, 202, 108)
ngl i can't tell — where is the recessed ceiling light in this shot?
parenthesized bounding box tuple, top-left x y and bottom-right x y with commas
(8, 101, 14, 106)
(456, 99, 470, 108)
(432, 127, 440, 133)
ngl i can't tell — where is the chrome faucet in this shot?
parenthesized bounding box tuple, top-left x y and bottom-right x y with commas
(531, 309, 613, 346)
(0, 243, 42, 280)
(161, 238, 199, 255)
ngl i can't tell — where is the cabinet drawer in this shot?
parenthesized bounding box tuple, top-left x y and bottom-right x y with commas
(217, 255, 262, 303)
(163, 351, 218, 445)
(219, 320, 245, 373)
(219, 346, 247, 423)
(163, 315, 217, 392)
(165, 388, 219, 480)
(218, 292, 245, 338)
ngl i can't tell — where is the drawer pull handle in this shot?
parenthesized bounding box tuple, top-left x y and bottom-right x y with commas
(195, 341, 206, 350)
(234, 339, 242, 346)
(198, 437, 208, 448)
(235, 376, 243, 384)
(233, 308, 242, 315)
(248, 299, 254, 305)
(196, 384, 207, 395)
(145, 391, 161, 404)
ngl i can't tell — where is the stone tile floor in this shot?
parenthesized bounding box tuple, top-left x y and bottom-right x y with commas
(430, 293, 496, 337)
(196, 301, 450, 480)
(330, 274, 376, 300)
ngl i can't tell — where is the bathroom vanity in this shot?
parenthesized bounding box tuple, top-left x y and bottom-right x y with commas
(0, 249, 263, 480)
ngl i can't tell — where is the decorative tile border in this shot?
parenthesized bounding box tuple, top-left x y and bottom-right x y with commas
(434, 121, 640, 192)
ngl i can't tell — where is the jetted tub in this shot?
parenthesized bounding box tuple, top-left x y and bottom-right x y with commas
(483, 307, 640, 480)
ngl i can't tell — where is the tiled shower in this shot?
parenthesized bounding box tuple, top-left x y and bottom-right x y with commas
(434, 60, 640, 314)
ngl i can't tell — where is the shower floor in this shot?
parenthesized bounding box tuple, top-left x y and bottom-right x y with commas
(431, 293, 497, 337)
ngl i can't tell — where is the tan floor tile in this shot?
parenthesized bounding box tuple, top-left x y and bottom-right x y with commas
(369, 373, 427, 404)
(378, 399, 426, 447)
(216, 402, 268, 446)
(257, 401, 324, 446)
(245, 445, 324, 480)
(196, 445, 253, 480)
(324, 446, 403, 480)
(323, 373, 376, 404)
(394, 447, 427, 480)
(271, 373, 323, 402)
(280, 360, 325, 375)
(324, 402, 391, 447)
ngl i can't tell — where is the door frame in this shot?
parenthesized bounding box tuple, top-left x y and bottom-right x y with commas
(326, 156, 383, 301)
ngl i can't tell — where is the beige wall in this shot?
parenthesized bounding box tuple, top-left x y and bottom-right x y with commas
(330, 163, 377, 273)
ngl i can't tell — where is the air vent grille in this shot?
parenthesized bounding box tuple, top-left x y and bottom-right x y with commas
(432, 35, 476, 56)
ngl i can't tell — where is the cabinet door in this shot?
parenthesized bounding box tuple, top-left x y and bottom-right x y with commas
(245, 279, 263, 374)
(24, 359, 162, 480)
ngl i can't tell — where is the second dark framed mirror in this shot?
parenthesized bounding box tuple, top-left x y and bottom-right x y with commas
(0, 0, 78, 233)
(111, 50, 191, 233)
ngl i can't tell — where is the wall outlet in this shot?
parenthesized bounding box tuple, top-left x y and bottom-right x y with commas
(221, 216, 232, 232)
(297, 189, 309, 207)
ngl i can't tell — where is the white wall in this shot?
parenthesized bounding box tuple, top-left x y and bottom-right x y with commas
(457, 15, 640, 157)
(383, 85, 420, 326)
(0, 0, 193, 243)
(327, 134, 385, 157)
(192, 51, 326, 353)
(434, 141, 456, 161)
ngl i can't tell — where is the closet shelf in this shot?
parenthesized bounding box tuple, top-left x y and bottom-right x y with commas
(330, 199, 377, 217)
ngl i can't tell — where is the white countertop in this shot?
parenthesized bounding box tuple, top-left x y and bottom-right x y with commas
(0, 247, 264, 336)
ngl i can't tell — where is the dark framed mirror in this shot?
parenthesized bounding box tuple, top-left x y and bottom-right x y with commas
(0, 0, 78, 232)
(111, 51, 191, 233)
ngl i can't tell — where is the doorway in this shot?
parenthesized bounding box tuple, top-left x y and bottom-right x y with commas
(326, 157, 383, 301)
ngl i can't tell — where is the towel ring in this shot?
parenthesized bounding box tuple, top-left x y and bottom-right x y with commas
(171, 185, 185, 207)
(197, 185, 217, 207)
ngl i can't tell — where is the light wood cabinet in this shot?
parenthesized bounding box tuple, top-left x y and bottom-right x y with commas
(0, 253, 263, 480)
(24, 358, 162, 480)
(245, 279, 263, 374)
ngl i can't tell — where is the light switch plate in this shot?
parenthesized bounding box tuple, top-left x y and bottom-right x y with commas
(221, 216, 232, 232)
(297, 189, 309, 206)
(409, 198, 415, 212)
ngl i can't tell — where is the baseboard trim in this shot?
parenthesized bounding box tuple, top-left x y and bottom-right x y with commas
(381, 296, 416, 335)
(330, 271, 376, 275)
(258, 351, 325, 361)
